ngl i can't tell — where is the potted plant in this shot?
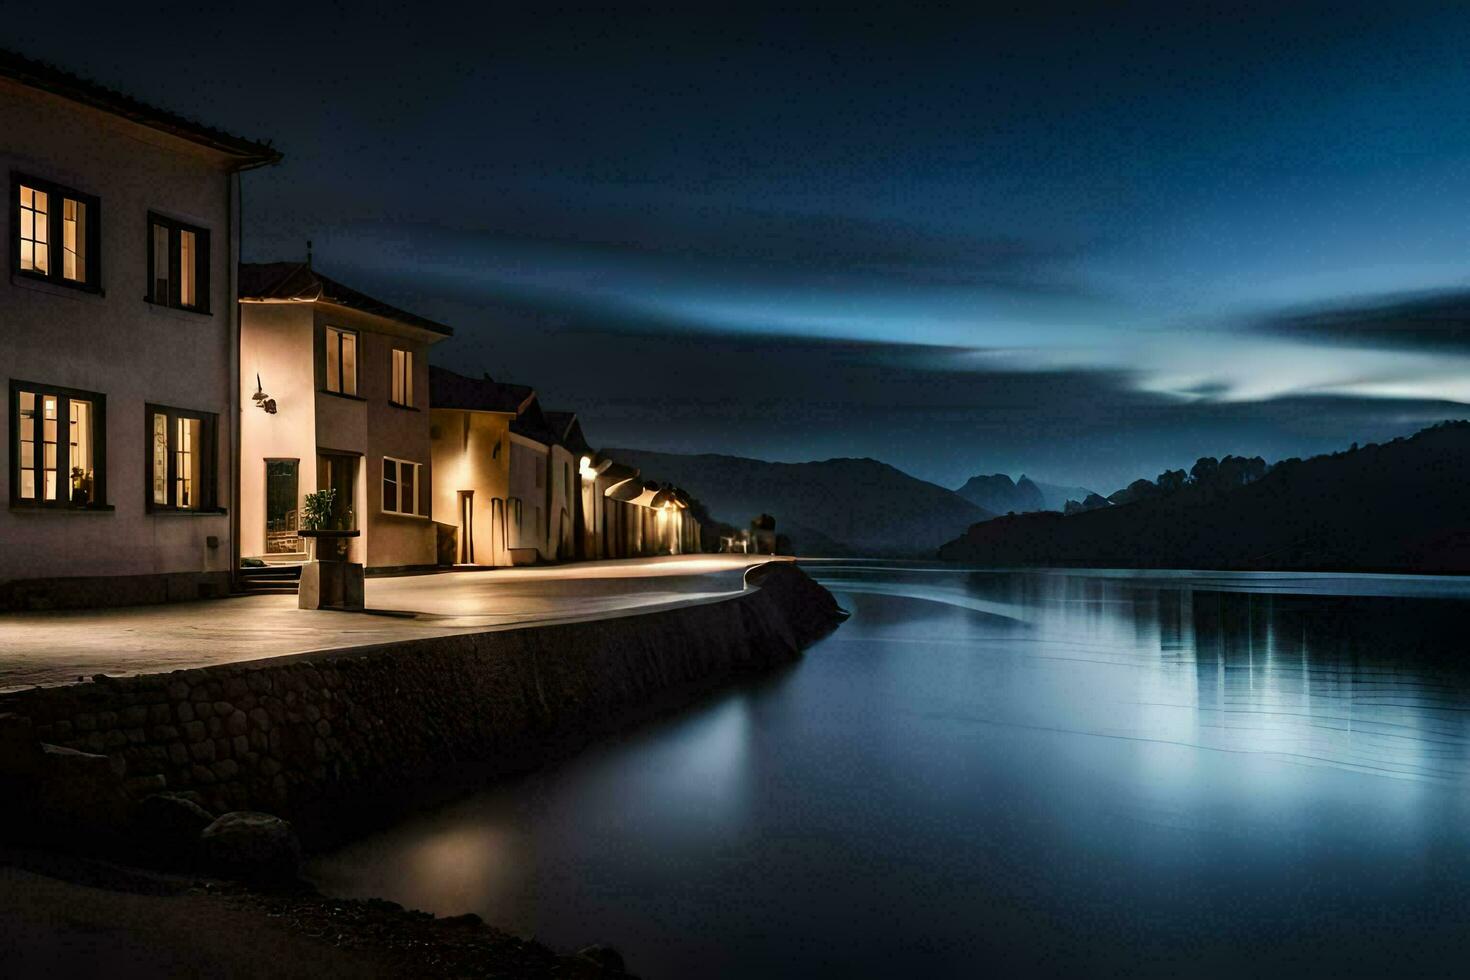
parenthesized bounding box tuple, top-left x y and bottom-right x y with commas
(70, 466, 92, 506)
(297, 488, 363, 610)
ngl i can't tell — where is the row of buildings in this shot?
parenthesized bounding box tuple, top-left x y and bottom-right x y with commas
(0, 51, 705, 609)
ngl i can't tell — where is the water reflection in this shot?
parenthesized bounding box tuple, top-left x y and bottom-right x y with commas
(311, 566, 1470, 979)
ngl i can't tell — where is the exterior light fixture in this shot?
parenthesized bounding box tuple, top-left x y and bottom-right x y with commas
(252, 372, 277, 414)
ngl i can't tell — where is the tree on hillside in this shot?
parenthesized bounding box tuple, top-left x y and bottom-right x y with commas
(1157, 468, 1188, 492)
(1189, 457, 1219, 486)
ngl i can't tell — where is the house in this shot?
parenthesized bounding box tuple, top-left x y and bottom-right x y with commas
(427, 366, 534, 566)
(0, 51, 279, 608)
(238, 260, 450, 573)
(543, 410, 590, 560)
(505, 389, 566, 563)
(583, 453, 701, 560)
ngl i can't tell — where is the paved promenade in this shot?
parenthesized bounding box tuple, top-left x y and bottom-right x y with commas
(0, 555, 782, 692)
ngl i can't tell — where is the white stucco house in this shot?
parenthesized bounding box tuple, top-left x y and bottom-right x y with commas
(0, 50, 279, 608)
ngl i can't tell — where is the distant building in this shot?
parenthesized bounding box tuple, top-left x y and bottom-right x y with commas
(544, 410, 592, 559)
(427, 367, 533, 566)
(504, 390, 562, 563)
(0, 51, 279, 607)
(238, 260, 450, 572)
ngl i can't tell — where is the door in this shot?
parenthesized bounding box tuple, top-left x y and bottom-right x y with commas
(317, 454, 358, 530)
(264, 459, 299, 554)
(458, 490, 475, 564)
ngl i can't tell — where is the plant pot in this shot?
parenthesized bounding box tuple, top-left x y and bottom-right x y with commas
(298, 528, 362, 576)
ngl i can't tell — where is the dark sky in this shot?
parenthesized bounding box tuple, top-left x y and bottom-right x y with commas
(12, 3, 1470, 490)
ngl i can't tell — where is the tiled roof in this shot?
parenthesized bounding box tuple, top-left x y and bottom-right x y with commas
(0, 49, 281, 167)
(240, 262, 453, 337)
(544, 411, 593, 456)
(428, 366, 533, 415)
(510, 394, 562, 447)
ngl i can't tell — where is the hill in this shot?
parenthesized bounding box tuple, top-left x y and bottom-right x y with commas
(938, 422, 1470, 573)
(954, 474, 1046, 514)
(954, 473, 1098, 514)
(1029, 478, 1096, 511)
(604, 449, 994, 557)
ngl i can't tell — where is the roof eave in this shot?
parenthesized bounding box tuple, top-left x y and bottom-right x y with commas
(0, 52, 281, 169)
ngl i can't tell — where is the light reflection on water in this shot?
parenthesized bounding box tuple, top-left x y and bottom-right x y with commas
(310, 566, 1470, 978)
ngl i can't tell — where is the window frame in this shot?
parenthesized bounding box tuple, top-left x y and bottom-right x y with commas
(144, 404, 219, 513)
(145, 212, 211, 313)
(381, 456, 421, 516)
(389, 347, 414, 407)
(323, 325, 360, 397)
(12, 173, 102, 292)
(8, 379, 108, 509)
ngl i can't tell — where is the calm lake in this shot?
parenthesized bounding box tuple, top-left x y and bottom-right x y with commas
(309, 563, 1470, 978)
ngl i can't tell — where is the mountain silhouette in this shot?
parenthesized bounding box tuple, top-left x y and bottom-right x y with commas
(605, 449, 993, 557)
(938, 422, 1470, 573)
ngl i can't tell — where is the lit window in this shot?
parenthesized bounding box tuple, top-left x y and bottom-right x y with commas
(146, 405, 217, 511)
(176, 416, 199, 508)
(19, 185, 48, 274)
(147, 214, 209, 311)
(152, 413, 168, 506)
(15, 177, 97, 287)
(62, 198, 86, 282)
(325, 327, 358, 395)
(179, 230, 196, 308)
(11, 381, 105, 508)
(382, 457, 420, 514)
(390, 348, 414, 406)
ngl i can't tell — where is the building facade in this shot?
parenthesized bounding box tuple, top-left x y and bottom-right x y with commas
(0, 52, 278, 608)
(238, 261, 449, 572)
(427, 367, 532, 567)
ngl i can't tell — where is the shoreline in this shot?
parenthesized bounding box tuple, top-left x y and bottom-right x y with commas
(0, 844, 623, 979)
(0, 562, 846, 977)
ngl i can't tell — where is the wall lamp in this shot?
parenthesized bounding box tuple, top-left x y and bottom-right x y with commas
(252, 373, 278, 414)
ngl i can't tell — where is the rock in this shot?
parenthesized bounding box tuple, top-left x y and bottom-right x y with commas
(576, 945, 627, 973)
(200, 811, 302, 884)
(556, 946, 632, 979)
(28, 744, 134, 838)
(435, 912, 483, 928)
(556, 945, 630, 977)
(135, 792, 216, 859)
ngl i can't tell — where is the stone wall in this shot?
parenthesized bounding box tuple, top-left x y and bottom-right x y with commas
(0, 570, 233, 611)
(0, 563, 842, 839)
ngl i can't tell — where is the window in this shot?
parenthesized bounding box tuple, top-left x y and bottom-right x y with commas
(146, 213, 209, 311)
(10, 381, 106, 507)
(325, 327, 358, 395)
(390, 348, 414, 406)
(14, 176, 99, 289)
(146, 405, 217, 511)
(382, 457, 420, 515)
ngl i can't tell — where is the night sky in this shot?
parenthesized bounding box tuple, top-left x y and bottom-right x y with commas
(12, 4, 1470, 490)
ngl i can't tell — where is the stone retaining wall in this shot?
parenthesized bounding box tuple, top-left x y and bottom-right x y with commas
(0, 563, 842, 837)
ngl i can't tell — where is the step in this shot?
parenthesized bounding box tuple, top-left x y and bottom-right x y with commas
(239, 565, 303, 580)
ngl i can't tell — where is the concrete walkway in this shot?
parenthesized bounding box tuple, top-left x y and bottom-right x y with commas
(0, 555, 784, 693)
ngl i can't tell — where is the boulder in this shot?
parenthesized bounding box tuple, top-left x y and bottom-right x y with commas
(31, 744, 133, 834)
(576, 945, 627, 973)
(135, 793, 216, 860)
(200, 811, 302, 884)
(555, 944, 631, 977)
